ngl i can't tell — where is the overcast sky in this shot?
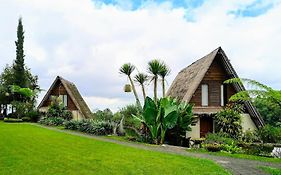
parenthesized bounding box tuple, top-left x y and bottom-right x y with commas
(1, 0, 281, 112)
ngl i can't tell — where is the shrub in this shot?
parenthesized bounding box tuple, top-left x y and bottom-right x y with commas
(205, 133, 235, 145)
(22, 117, 31, 122)
(257, 125, 281, 143)
(93, 108, 113, 121)
(64, 119, 113, 136)
(4, 118, 23, 123)
(203, 143, 223, 152)
(64, 120, 79, 130)
(6, 113, 17, 119)
(10, 101, 33, 119)
(241, 130, 260, 143)
(25, 110, 41, 122)
(204, 133, 241, 153)
(221, 142, 241, 154)
(214, 104, 243, 139)
(39, 117, 65, 126)
(46, 97, 72, 121)
(238, 143, 274, 156)
(92, 120, 113, 135)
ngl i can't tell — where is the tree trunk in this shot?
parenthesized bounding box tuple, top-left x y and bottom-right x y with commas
(153, 76, 158, 103)
(162, 78, 165, 97)
(141, 84, 146, 102)
(128, 76, 141, 107)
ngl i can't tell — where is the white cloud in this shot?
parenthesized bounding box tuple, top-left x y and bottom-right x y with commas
(1, 0, 281, 112)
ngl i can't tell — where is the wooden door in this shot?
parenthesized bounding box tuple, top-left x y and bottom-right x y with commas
(200, 116, 213, 138)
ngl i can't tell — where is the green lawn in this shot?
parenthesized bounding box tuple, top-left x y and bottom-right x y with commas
(259, 166, 281, 175)
(187, 148, 281, 164)
(0, 122, 229, 175)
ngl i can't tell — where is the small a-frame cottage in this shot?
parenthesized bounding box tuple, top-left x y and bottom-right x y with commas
(38, 76, 92, 120)
(167, 47, 264, 138)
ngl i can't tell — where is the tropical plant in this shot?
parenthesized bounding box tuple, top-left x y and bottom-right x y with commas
(167, 102, 193, 146)
(224, 78, 281, 106)
(134, 73, 148, 101)
(158, 97, 179, 144)
(119, 63, 141, 107)
(134, 97, 193, 144)
(147, 59, 162, 102)
(45, 97, 72, 121)
(158, 62, 170, 97)
(214, 104, 243, 139)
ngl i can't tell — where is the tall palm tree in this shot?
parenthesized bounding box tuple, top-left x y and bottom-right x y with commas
(119, 63, 141, 106)
(147, 59, 162, 102)
(134, 73, 148, 101)
(159, 62, 171, 97)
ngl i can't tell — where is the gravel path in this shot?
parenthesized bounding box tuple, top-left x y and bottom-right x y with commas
(34, 124, 281, 175)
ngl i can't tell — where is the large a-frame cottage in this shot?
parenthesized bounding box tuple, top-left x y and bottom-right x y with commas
(38, 76, 92, 120)
(167, 47, 264, 138)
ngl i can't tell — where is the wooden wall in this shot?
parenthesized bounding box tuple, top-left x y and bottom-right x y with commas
(190, 55, 236, 107)
(41, 81, 78, 110)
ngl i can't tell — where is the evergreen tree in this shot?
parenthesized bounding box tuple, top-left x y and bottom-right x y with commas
(13, 17, 27, 88)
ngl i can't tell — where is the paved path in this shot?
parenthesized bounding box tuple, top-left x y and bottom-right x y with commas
(34, 124, 281, 175)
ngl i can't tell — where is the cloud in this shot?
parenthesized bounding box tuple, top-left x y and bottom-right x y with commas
(1, 0, 281, 112)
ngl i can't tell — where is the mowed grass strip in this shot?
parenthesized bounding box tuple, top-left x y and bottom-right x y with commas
(0, 122, 229, 175)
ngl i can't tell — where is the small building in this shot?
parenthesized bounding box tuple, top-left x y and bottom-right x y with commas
(167, 47, 264, 138)
(38, 76, 92, 120)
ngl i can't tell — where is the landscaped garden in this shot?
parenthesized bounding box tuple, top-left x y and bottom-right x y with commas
(1, 16, 281, 175)
(0, 121, 230, 175)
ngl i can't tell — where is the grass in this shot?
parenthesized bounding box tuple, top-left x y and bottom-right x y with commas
(187, 148, 281, 164)
(0, 122, 229, 175)
(259, 166, 281, 175)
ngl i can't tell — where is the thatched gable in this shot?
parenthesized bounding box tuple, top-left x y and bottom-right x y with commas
(167, 47, 264, 127)
(38, 76, 92, 119)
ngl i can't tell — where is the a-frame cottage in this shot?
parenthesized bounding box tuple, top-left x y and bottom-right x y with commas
(38, 76, 92, 120)
(167, 47, 264, 138)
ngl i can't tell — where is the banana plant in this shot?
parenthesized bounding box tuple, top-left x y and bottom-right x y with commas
(134, 97, 183, 144)
(133, 97, 160, 144)
(158, 97, 178, 144)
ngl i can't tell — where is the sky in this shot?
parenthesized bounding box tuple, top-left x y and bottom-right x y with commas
(1, 0, 281, 112)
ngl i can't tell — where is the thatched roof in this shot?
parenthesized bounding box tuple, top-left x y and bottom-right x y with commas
(167, 47, 264, 127)
(38, 76, 92, 119)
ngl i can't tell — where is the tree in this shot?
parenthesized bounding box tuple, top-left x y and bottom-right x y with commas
(158, 62, 170, 97)
(147, 59, 162, 103)
(254, 96, 281, 127)
(134, 73, 148, 101)
(225, 78, 281, 127)
(119, 63, 141, 107)
(13, 17, 27, 88)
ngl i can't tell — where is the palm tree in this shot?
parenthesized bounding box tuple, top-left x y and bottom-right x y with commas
(134, 73, 148, 101)
(147, 59, 162, 102)
(119, 63, 141, 107)
(159, 62, 170, 97)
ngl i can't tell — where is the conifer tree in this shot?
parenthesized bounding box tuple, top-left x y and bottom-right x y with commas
(13, 17, 27, 88)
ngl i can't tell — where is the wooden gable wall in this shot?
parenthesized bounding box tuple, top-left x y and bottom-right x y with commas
(41, 80, 78, 110)
(190, 54, 236, 107)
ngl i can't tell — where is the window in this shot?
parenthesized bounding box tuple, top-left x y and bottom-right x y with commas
(59, 95, 68, 107)
(221, 85, 224, 106)
(201, 84, 208, 106)
(63, 95, 67, 107)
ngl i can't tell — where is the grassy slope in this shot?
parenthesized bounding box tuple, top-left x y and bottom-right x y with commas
(187, 149, 281, 163)
(0, 122, 229, 175)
